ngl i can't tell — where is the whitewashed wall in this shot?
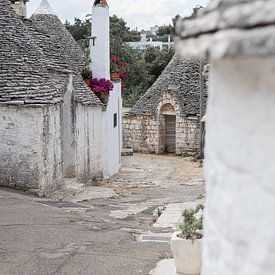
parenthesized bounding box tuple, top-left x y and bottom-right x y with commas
(203, 57, 275, 275)
(75, 104, 104, 182)
(0, 105, 63, 196)
(103, 82, 122, 178)
(40, 104, 64, 195)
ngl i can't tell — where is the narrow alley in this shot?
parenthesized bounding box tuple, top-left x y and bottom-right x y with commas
(0, 154, 204, 275)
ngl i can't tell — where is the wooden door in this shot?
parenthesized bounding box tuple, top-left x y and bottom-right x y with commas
(165, 115, 176, 153)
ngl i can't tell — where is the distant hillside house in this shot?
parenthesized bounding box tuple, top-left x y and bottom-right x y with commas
(123, 55, 207, 157)
(126, 33, 173, 52)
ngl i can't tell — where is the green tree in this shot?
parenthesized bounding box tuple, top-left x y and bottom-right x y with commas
(156, 24, 173, 37)
(145, 46, 175, 83)
(65, 18, 91, 42)
(65, 15, 175, 107)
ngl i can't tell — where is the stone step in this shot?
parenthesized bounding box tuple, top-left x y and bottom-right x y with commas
(121, 148, 134, 156)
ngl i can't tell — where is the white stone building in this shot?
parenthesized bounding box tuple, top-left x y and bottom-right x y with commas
(176, 0, 275, 274)
(0, 0, 122, 196)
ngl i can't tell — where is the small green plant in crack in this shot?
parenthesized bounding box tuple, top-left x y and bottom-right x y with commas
(152, 206, 166, 222)
(178, 204, 204, 241)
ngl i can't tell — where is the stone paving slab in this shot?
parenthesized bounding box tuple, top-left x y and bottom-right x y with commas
(71, 186, 117, 202)
(149, 259, 176, 275)
(153, 201, 203, 229)
(137, 232, 172, 243)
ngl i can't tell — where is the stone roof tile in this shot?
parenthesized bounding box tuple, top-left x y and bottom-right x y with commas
(129, 55, 207, 117)
(0, 0, 61, 105)
(176, 0, 275, 58)
(30, 12, 85, 72)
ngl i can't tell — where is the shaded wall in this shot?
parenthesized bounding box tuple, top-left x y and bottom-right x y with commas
(0, 104, 63, 196)
(103, 82, 122, 178)
(75, 104, 104, 182)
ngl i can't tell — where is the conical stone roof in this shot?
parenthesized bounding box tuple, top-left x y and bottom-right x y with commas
(129, 55, 207, 117)
(31, 1, 85, 73)
(29, 0, 102, 106)
(0, 0, 61, 105)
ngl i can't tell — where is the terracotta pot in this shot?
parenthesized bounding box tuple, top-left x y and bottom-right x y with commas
(110, 72, 120, 81)
(97, 92, 109, 104)
(85, 79, 91, 87)
(171, 232, 202, 275)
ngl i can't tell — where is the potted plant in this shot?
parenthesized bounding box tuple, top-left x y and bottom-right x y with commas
(171, 204, 204, 275)
(110, 56, 125, 81)
(81, 67, 93, 87)
(91, 78, 114, 104)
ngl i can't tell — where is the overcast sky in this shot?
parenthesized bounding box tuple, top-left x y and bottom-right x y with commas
(28, 0, 209, 30)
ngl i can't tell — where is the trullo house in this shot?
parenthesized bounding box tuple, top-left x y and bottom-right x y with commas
(0, 0, 122, 196)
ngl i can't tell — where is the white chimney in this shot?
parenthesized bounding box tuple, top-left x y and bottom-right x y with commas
(90, 0, 110, 79)
(10, 0, 28, 17)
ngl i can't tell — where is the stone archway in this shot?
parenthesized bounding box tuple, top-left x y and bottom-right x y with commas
(159, 103, 176, 154)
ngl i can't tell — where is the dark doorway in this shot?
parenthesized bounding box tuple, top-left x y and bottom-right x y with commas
(165, 115, 176, 153)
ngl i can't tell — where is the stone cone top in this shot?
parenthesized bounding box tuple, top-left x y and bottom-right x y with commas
(33, 0, 55, 15)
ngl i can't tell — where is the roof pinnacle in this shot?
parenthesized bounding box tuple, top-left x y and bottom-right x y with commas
(33, 0, 55, 15)
(94, 0, 108, 6)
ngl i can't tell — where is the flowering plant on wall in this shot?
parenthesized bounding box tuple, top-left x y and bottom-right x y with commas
(91, 78, 114, 104)
(110, 56, 126, 82)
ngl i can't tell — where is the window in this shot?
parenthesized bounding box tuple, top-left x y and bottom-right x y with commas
(113, 113, 117, 128)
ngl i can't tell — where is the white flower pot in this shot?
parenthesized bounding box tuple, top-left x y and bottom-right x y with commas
(171, 232, 202, 275)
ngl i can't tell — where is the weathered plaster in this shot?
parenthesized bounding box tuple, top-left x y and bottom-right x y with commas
(75, 104, 104, 182)
(203, 57, 275, 275)
(0, 104, 63, 196)
(62, 75, 76, 178)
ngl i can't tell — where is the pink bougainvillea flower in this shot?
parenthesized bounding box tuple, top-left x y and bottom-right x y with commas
(119, 71, 125, 79)
(91, 78, 114, 94)
(111, 56, 117, 63)
(120, 61, 125, 67)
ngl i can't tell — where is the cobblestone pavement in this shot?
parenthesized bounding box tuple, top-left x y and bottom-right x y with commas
(0, 154, 205, 275)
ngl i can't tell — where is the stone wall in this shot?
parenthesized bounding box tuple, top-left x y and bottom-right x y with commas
(123, 113, 200, 156)
(0, 104, 63, 196)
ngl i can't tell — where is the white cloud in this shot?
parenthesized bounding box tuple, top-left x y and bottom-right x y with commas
(28, 0, 209, 30)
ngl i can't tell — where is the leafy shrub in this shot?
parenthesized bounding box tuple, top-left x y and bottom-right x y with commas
(179, 204, 204, 241)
